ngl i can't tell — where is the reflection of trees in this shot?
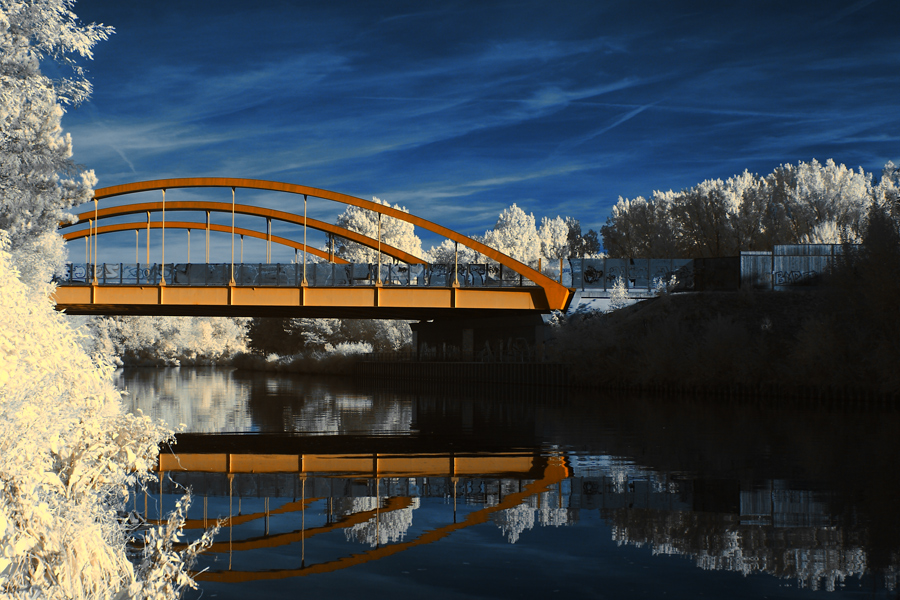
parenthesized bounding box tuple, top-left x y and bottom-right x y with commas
(116, 367, 253, 433)
(492, 492, 574, 543)
(610, 508, 868, 592)
(342, 497, 421, 547)
(494, 504, 535, 543)
(237, 372, 414, 435)
(559, 391, 900, 588)
(331, 477, 575, 547)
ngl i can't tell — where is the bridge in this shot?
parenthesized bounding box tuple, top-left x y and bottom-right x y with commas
(54, 178, 572, 319)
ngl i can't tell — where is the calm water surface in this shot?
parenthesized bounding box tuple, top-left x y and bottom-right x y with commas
(116, 367, 900, 599)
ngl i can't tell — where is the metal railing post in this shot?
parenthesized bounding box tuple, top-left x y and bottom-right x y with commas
(454, 242, 459, 287)
(160, 189, 166, 285)
(230, 187, 236, 285)
(302, 195, 308, 286)
(92, 198, 98, 285)
(266, 217, 272, 263)
(205, 210, 210, 264)
(376, 212, 382, 286)
(146, 211, 151, 266)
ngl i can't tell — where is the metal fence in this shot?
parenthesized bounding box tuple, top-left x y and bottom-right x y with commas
(569, 258, 694, 291)
(63, 247, 844, 291)
(57, 262, 543, 288)
(740, 244, 856, 290)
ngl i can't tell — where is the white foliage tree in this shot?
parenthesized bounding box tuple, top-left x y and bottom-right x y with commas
(538, 215, 570, 260)
(602, 159, 876, 258)
(334, 197, 424, 263)
(84, 315, 249, 366)
(872, 161, 900, 219)
(482, 203, 541, 265)
(0, 0, 111, 288)
(607, 276, 629, 312)
(425, 237, 485, 266)
(800, 220, 858, 244)
(0, 234, 214, 598)
(288, 317, 343, 352)
(780, 158, 871, 241)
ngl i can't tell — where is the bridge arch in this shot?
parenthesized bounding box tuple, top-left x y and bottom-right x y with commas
(62, 200, 427, 265)
(62, 221, 351, 264)
(61, 178, 570, 309)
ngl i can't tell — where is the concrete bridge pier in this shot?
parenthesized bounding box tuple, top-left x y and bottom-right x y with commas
(410, 314, 549, 362)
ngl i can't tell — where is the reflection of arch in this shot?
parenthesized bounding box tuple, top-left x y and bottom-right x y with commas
(61, 201, 426, 265)
(64, 178, 571, 308)
(62, 221, 350, 264)
(155, 497, 323, 531)
(186, 496, 415, 553)
(196, 456, 569, 582)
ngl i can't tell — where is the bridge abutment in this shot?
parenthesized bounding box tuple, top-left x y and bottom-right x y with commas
(411, 315, 549, 362)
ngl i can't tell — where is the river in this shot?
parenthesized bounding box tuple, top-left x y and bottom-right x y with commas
(115, 367, 900, 599)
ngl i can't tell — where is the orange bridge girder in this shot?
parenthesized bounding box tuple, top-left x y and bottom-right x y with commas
(51, 284, 560, 319)
(62, 178, 572, 311)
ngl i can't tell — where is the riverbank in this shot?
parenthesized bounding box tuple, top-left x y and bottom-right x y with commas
(231, 345, 371, 375)
(551, 287, 899, 399)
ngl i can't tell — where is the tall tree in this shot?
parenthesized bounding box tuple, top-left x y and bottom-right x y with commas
(873, 161, 900, 221)
(0, 0, 111, 287)
(334, 197, 424, 263)
(482, 203, 541, 265)
(538, 215, 569, 260)
(426, 237, 485, 265)
(565, 217, 601, 258)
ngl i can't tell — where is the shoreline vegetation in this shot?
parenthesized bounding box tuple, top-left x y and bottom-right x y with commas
(552, 291, 899, 404)
(0, 238, 216, 598)
(231, 343, 372, 376)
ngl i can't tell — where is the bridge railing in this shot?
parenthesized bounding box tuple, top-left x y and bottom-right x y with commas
(570, 258, 696, 291)
(57, 263, 541, 288)
(57, 258, 711, 290)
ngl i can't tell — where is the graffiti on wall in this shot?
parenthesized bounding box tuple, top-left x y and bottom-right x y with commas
(773, 270, 819, 286)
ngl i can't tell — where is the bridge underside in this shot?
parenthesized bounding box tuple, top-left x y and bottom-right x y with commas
(53, 284, 554, 319)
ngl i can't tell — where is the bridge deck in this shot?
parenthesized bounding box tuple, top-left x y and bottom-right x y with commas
(54, 261, 568, 317)
(53, 283, 553, 318)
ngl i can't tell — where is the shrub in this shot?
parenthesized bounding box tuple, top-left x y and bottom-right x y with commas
(0, 234, 213, 598)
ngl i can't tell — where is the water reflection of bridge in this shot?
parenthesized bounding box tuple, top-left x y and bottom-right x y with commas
(154, 443, 569, 582)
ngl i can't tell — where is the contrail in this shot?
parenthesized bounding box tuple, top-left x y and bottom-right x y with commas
(557, 103, 656, 154)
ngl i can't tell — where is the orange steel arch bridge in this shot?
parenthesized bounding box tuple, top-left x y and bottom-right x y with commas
(54, 178, 573, 319)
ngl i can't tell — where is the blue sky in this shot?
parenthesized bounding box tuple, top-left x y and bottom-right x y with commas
(62, 0, 900, 262)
